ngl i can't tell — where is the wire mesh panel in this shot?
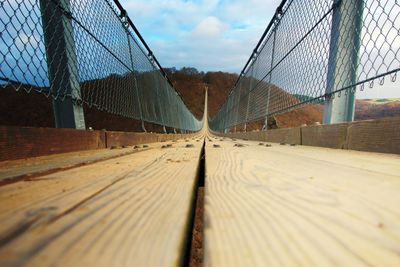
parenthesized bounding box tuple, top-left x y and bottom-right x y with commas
(209, 0, 400, 131)
(1, 0, 202, 131)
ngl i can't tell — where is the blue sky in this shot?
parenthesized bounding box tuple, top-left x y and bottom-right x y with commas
(120, 0, 399, 99)
(1, 0, 397, 99)
(120, 0, 281, 73)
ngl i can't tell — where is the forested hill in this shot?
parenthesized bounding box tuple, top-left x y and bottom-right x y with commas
(165, 67, 237, 119)
(166, 67, 323, 129)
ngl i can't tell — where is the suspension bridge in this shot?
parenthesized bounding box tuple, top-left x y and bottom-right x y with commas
(1, 0, 400, 266)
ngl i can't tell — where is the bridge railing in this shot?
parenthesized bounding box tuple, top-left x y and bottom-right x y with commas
(0, 0, 203, 132)
(209, 0, 400, 132)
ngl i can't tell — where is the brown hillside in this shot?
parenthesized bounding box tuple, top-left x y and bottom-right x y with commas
(355, 99, 400, 120)
(0, 68, 324, 131)
(266, 84, 323, 128)
(230, 83, 323, 131)
(204, 72, 238, 118)
(165, 68, 237, 119)
(167, 69, 323, 129)
(10, 67, 391, 132)
(0, 84, 166, 132)
(165, 68, 206, 120)
(275, 105, 323, 128)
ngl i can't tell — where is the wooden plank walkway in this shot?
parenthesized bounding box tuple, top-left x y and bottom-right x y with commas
(0, 138, 203, 267)
(204, 137, 400, 267)
(0, 145, 152, 185)
(2, 130, 400, 267)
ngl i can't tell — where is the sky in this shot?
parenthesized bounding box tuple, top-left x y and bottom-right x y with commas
(119, 0, 399, 99)
(1, 0, 398, 99)
(120, 0, 280, 73)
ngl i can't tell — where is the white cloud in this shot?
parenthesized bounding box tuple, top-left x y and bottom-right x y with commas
(119, 0, 281, 72)
(192, 16, 227, 38)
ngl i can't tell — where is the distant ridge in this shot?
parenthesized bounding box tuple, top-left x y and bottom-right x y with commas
(1, 68, 398, 131)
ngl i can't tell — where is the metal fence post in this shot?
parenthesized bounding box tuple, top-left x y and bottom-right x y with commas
(244, 64, 255, 132)
(263, 22, 278, 131)
(157, 80, 167, 134)
(323, 0, 364, 124)
(40, 0, 85, 129)
(123, 10, 147, 133)
(151, 56, 167, 133)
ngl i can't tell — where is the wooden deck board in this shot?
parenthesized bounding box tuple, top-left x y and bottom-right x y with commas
(0, 139, 203, 267)
(204, 138, 400, 267)
(0, 145, 155, 184)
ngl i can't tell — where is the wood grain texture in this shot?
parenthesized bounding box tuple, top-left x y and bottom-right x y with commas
(346, 117, 400, 154)
(204, 138, 400, 267)
(216, 117, 400, 154)
(0, 126, 106, 161)
(0, 125, 201, 162)
(219, 128, 301, 145)
(262, 127, 301, 144)
(301, 123, 348, 149)
(105, 131, 159, 147)
(225, 132, 263, 141)
(0, 139, 203, 267)
(0, 146, 152, 184)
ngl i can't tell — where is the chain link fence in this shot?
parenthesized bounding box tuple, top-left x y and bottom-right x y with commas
(1, 0, 203, 131)
(209, 0, 400, 131)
